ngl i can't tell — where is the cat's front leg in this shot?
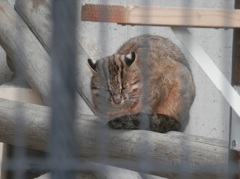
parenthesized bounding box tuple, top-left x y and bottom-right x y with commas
(150, 114, 181, 133)
(108, 113, 152, 130)
(108, 113, 181, 133)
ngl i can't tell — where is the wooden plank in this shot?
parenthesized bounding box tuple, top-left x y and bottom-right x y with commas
(0, 98, 229, 179)
(81, 4, 240, 28)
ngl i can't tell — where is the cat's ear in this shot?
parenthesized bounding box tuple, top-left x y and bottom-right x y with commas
(88, 59, 97, 73)
(124, 52, 136, 67)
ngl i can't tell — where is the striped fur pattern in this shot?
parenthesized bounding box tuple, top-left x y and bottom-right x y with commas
(88, 35, 195, 132)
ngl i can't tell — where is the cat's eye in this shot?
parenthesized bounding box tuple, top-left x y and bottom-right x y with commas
(91, 86, 100, 89)
(130, 80, 140, 86)
(131, 88, 138, 93)
(122, 85, 129, 90)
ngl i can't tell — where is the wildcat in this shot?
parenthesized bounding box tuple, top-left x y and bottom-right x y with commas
(88, 35, 195, 133)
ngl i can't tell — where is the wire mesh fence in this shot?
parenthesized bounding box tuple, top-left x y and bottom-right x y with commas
(0, 0, 239, 179)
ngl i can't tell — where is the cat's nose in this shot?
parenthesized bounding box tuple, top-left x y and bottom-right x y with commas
(112, 95, 122, 105)
(113, 98, 122, 105)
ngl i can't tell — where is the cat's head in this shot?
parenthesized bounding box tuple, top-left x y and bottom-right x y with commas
(88, 52, 142, 108)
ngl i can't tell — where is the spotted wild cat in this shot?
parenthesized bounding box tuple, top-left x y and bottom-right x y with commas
(88, 35, 195, 133)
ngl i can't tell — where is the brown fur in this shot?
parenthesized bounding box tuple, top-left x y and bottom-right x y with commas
(88, 35, 195, 132)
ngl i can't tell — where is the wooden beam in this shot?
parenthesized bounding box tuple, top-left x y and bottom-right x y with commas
(15, 0, 97, 112)
(0, 1, 92, 178)
(0, 89, 163, 179)
(0, 0, 93, 115)
(81, 4, 240, 28)
(0, 87, 43, 105)
(0, 0, 50, 103)
(0, 98, 230, 178)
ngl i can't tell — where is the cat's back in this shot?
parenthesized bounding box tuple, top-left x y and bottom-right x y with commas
(117, 34, 189, 68)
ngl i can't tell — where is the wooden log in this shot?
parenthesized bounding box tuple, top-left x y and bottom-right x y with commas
(15, 0, 99, 110)
(0, 87, 163, 179)
(0, 85, 160, 179)
(35, 163, 163, 179)
(35, 172, 97, 179)
(81, 4, 240, 28)
(89, 162, 163, 179)
(0, 81, 46, 179)
(0, 98, 229, 179)
(2, 2, 151, 178)
(0, 0, 50, 102)
(0, 0, 93, 115)
(0, 1, 92, 176)
(0, 87, 43, 105)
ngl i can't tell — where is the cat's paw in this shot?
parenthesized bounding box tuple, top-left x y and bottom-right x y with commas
(150, 114, 181, 133)
(108, 115, 140, 130)
(107, 113, 152, 130)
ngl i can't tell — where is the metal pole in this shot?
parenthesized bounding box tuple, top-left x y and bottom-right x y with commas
(50, 0, 78, 178)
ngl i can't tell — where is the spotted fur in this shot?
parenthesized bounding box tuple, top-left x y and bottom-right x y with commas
(88, 35, 195, 133)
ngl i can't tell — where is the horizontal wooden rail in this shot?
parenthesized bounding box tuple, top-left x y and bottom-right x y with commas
(81, 4, 240, 28)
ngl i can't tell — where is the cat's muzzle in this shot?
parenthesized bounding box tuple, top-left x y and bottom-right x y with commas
(111, 94, 127, 106)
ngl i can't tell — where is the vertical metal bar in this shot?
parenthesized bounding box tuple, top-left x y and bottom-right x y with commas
(136, 1, 151, 177)
(12, 1, 28, 178)
(93, 1, 109, 178)
(179, 1, 192, 178)
(223, 0, 233, 177)
(49, 0, 78, 178)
